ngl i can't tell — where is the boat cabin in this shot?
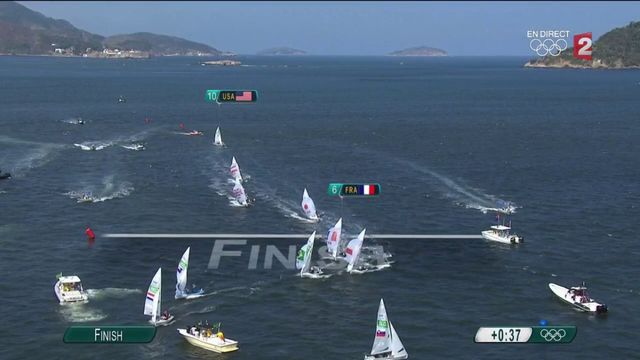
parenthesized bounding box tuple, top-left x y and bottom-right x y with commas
(567, 287, 591, 303)
(59, 276, 84, 292)
(488, 225, 511, 236)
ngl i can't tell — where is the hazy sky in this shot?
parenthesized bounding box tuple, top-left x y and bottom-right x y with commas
(21, 1, 640, 56)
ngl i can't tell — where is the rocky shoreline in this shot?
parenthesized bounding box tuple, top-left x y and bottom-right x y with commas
(524, 58, 640, 69)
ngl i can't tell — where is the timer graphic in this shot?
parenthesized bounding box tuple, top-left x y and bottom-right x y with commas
(474, 326, 576, 344)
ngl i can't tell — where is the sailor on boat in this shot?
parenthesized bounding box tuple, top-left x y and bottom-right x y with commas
(160, 310, 172, 321)
(548, 281, 608, 313)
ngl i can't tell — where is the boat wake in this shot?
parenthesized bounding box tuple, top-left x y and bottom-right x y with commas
(75, 128, 159, 152)
(120, 143, 145, 151)
(339, 145, 518, 213)
(347, 264, 391, 274)
(85, 288, 142, 299)
(61, 117, 87, 125)
(300, 272, 333, 279)
(399, 159, 509, 212)
(65, 175, 134, 203)
(0, 135, 66, 176)
(58, 305, 108, 323)
(74, 142, 113, 151)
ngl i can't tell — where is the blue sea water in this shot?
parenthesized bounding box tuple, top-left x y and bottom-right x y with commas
(0, 55, 639, 359)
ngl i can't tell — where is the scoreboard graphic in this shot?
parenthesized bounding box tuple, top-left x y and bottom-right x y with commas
(206, 90, 258, 104)
(328, 183, 380, 197)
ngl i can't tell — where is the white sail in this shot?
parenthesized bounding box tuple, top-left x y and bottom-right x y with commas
(371, 298, 392, 356)
(296, 231, 316, 275)
(230, 157, 242, 182)
(144, 268, 162, 323)
(390, 321, 408, 358)
(326, 218, 342, 259)
(176, 247, 190, 297)
(301, 188, 317, 219)
(232, 179, 248, 205)
(345, 229, 365, 272)
(214, 127, 224, 146)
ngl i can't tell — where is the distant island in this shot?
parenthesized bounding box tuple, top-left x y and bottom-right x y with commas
(257, 47, 307, 55)
(389, 46, 447, 57)
(0, 2, 221, 57)
(525, 21, 640, 69)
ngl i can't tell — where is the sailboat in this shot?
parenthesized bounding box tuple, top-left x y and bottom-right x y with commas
(232, 179, 249, 207)
(326, 218, 342, 259)
(230, 157, 243, 182)
(214, 127, 224, 146)
(144, 268, 174, 326)
(345, 229, 366, 273)
(301, 188, 319, 221)
(364, 299, 408, 360)
(296, 231, 322, 277)
(175, 247, 205, 300)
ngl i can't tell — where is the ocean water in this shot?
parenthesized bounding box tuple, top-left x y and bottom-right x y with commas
(0, 55, 639, 359)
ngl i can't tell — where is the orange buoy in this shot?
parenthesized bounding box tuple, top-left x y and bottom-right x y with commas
(85, 227, 95, 240)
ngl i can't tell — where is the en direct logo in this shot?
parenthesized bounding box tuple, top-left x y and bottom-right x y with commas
(573, 32, 593, 60)
(527, 30, 570, 57)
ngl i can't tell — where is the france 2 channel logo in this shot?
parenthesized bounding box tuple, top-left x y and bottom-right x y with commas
(573, 32, 593, 60)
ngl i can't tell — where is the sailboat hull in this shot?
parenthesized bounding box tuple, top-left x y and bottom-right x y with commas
(150, 315, 175, 327)
(364, 353, 408, 360)
(175, 289, 205, 300)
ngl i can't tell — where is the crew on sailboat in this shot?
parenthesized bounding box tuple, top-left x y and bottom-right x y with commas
(161, 310, 172, 321)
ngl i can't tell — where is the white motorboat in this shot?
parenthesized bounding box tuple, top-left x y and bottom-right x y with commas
(549, 282, 608, 314)
(175, 247, 205, 300)
(364, 299, 408, 360)
(214, 126, 224, 146)
(54, 274, 89, 304)
(301, 188, 319, 222)
(144, 268, 175, 326)
(481, 224, 522, 244)
(177, 327, 238, 353)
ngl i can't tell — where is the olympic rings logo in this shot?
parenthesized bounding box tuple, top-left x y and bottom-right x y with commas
(540, 329, 567, 342)
(529, 38, 568, 57)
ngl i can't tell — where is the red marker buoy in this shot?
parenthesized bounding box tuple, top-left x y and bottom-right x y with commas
(85, 227, 96, 240)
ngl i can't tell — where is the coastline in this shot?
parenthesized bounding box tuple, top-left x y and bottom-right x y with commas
(524, 59, 640, 70)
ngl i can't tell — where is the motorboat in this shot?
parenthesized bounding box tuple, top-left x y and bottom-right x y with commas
(54, 274, 89, 304)
(177, 326, 238, 353)
(549, 282, 608, 314)
(481, 225, 522, 244)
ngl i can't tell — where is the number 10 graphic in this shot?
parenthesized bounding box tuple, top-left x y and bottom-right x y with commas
(573, 32, 593, 60)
